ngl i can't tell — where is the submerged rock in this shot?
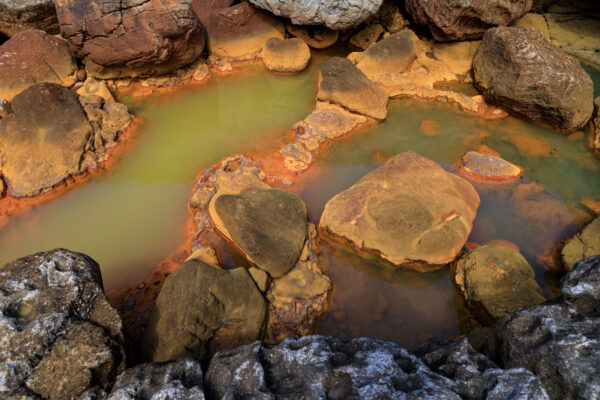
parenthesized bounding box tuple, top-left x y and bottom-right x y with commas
(488, 255, 600, 400)
(55, 0, 205, 78)
(261, 37, 311, 73)
(248, 0, 384, 30)
(561, 217, 600, 271)
(0, 249, 125, 399)
(317, 57, 388, 120)
(205, 335, 548, 399)
(140, 259, 266, 361)
(286, 23, 339, 49)
(459, 151, 522, 182)
(405, 0, 532, 41)
(453, 244, 545, 325)
(320, 151, 480, 270)
(0, 0, 58, 36)
(0, 30, 77, 100)
(473, 26, 594, 132)
(545, 11, 600, 65)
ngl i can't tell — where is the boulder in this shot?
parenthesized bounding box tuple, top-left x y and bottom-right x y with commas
(191, 0, 234, 28)
(205, 335, 548, 399)
(473, 26, 594, 132)
(488, 255, 600, 400)
(459, 151, 522, 182)
(319, 151, 480, 270)
(453, 244, 545, 325)
(0, 249, 125, 399)
(261, 37, 311, 73)
(211, 188, 308, 278)
(561, 217, 600, 271)
(55, 0, 205, 78)
(0, 83, 92, 197)
(405, 0, 533, 41)
(0, 30, 77, 100)
(207, 1, 284, 61)
(140, 259, 266, 361)
(317, 57, 389, 120)
(511, 12, 550, 39)
(0, 0, 58, 36)
(286, 23, 339, 49)
(248, 0, 384, 30)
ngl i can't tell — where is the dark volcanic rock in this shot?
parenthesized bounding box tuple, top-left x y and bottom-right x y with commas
(0, 249, 125, 399)
(473, 26, 594, 132)
(488, 255, 600, 400)
(0, 0, 59, 37)
(405, 0, 533, 41)
(0, 30, 77, 100)
(140, 259, 266, 361)
(205, 335, 548, 399)
(55, 0, 205, 78)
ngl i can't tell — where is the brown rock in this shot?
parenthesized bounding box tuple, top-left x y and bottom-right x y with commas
(55, 0, 206, 78)
(473, 26, 594, 132)
(0, 0, 58, 37)
(207, 1, 284, 60)
(261, 37, 311, 72)
(319, 151, 480, 270)
(349, 23, 385, 50)
(286, 23, 339, 49)
(561, 217, 600, 271)
(511, 13, 550, 39)
(405, 0, 533, 41)
(0, 30, 77, 100)
(191, 0, 234, 28)
(317, 57, 388, 120)
(459, 151, 522, 182)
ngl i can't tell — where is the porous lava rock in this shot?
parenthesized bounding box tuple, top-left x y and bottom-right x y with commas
(319, 151, 480, 270)
(261, 37, 311, 72)
(0, 30, 77, 100)
(473, 26, 594, 132)
(453, 244, 545, 325)
(55, 0, 205, 78)
(405, 0, 533, 41)
(0, 249, 125, 399)
(248, 0, 384, 30)
(561, 216, 600, 271)
(459, 151, 522, 182)
(317, 56, 389, 120)
(140, 259, 266, 361)
(0, 0, 58, 36)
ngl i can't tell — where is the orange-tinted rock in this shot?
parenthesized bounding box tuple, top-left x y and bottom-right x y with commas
(419, 120, 439, 136)
(459, 151, 522, 182)
(505, 131, 552, 156)
(0, 0, 58, 37)
(261, 37, 310, 72)
(286, 23, 339, 49)
(191, 0, 234, 27)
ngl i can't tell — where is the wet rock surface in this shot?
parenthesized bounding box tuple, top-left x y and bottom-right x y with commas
(55, 0, 205, 78)
(459, 151, 522, 182)
(405, 0, 532, 41)
(488, 255, 600, 400)
(473, 26, 594, 132)
(561, 217, 600, 271)
(0, 249, 125, 399)
(261, 37, 311, 72)
(0, 30, 77, 100)
(320, 151, 480, 270)
(249, 0, 384, 30)
(0, 0, 58, 36)
(453, 244, 545, 325)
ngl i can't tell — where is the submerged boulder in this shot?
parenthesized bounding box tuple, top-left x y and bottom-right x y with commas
(55, 0, 205, 78)
(0, 30, 77, 100)
(0, 0, 58, 36)
(261, 37, 311, 72)
(473, 26, 594, 132)
(317, 57, 389, 120)
(140, 259, 266, 361)
(248, 0, 384, 30)
(319, 151, 480, 270)
(454, 244, 545, 325)
(561, 217, 600, 271)
(0, 249, 125, 399)
(405, 0, 532, 41)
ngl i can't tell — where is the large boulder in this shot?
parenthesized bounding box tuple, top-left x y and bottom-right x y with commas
(319, 151, 480, 270)
(0, 0, 58, 37)
(0, 83, 92, 197)
(261, 37, 311, 72)
(207, 1, 284, 60)
(317, 56, 389, 120)
(248, 0, 384, 30)
(561, 217, 600, 271)
(0, 249, 125, 399)
(205, 335, 548, 399)
(191, 0, 234, 28)
(55, 0, 205, 78)
(473, 26, 594, 132)
(488, 255, 600, 400)
(405, 0, 533, 41)
(454, 244, 545, 325)
(0, 30, 77, 100)
(140, 259, 267, 361)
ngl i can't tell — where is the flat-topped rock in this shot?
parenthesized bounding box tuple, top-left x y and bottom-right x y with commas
(454, 244, 545, 325)
(0, 0, 58, 36)
(319, 151, 480, 270)
(261, 37, 311, 72)
(317, 56, 388, 120)
(0, 30, 77, 100)
(459, 151, 522, 182)
(561, 217, 600, 271)
(473, 26, 594, 132)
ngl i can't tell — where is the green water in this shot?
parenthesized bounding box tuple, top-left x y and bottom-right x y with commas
(0, 65, 319, 289)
